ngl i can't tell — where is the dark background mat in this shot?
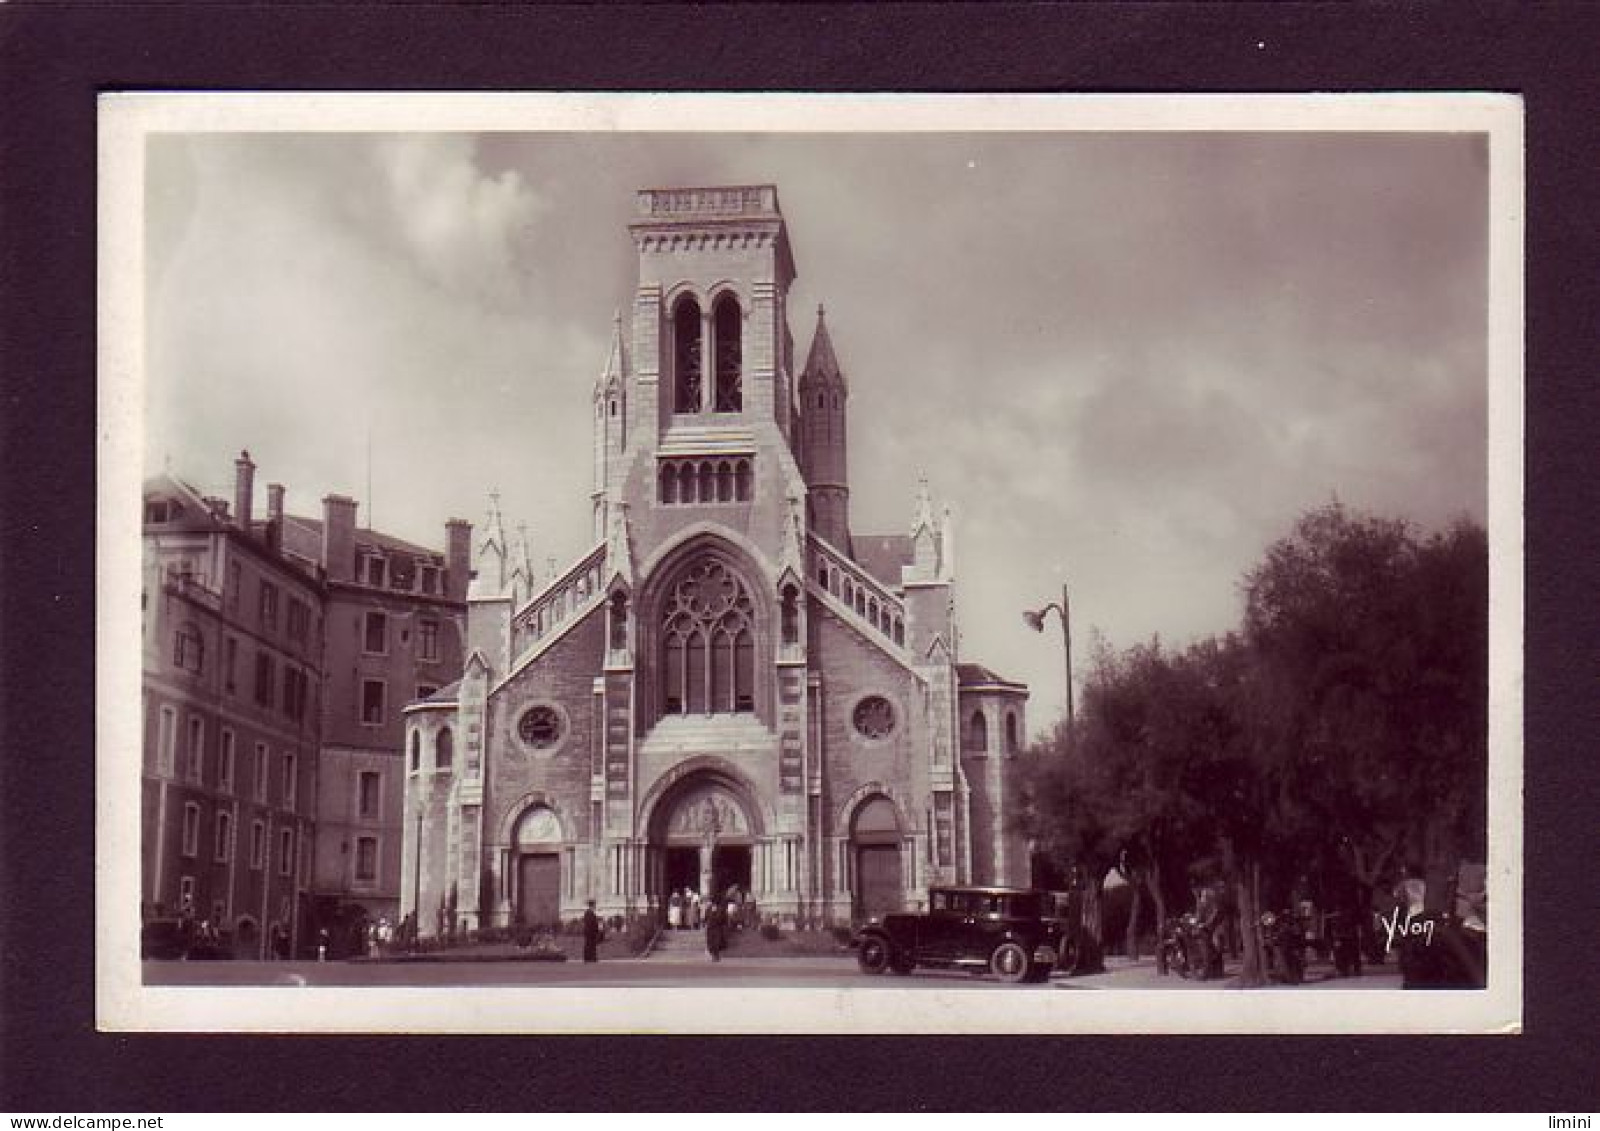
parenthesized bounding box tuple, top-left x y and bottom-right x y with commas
(2, 1, 1596, 1113)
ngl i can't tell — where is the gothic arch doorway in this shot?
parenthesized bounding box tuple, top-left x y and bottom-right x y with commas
(646, 772, 760, 923)
(851, 796, 904, 921)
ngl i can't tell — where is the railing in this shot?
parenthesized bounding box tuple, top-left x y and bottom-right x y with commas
(514, 544, 607, 650)
(809, 537, 906, 650)
(637, 186, 776, 219)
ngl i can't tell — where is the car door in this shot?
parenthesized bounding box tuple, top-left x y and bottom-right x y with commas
(920, 890, 964, 962)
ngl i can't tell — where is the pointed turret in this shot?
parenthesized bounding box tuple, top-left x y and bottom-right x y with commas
(470, 490, 509, 598)
(593, 311, 630, 540)
(800, 304, 850, 548)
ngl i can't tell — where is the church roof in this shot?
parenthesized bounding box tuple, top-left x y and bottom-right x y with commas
(799, 305, 844, 386)
(853, 533, 913, 589)
(956, 662, 1027, 691)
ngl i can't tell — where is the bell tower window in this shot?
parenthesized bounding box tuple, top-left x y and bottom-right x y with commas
(672, 296, 702, 414)
(713, 294, 742, 412)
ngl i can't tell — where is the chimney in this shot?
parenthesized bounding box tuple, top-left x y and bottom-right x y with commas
(266, 483, 285, 553)
(322, 494, 358, 582)
(233, 450, 256, 532)
(445, 518, 473, 602)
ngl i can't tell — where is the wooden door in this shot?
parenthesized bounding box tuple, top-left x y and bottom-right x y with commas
(856, 844, 903, 922)
(518, 853, 561, 929)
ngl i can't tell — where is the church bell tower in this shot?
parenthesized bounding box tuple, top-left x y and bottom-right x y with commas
(799, 305, 849, 549)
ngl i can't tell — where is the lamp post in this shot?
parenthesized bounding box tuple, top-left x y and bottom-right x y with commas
(1023, 582, 1074, 737)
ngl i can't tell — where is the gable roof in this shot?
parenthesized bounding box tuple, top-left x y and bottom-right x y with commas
(281, 515, 443, 561)
(852, 533, 912, 589)
(956, 662, 1027, 691)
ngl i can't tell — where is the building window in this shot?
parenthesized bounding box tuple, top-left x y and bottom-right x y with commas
(157, 705, 177, 775)
(355, 836, 378, 882)
(361, 680, 386, 726)
(173, 623, 204, 673)
(250, 821, 265, 869)
(363, 611, 388, 655)
(361, 554, 387, 588)
(186, 717, 205, 782)
(517, 708, 561, 749)
(278, 827, 294, 876)
(659, 556, 755, 716)
(281, 753, 296, 812)
(287, 599, 310, 642)
(259, 581, 278, 631)
(436, 727, 455, 767)
(968, 710, 988, 753)
(1005, 712, 1020, 754)
(420, 566, 438, 595)
(853, 696, 896, 740)
(409, 730, 420, 773)
(672, 294, 702, 413)
(282, 667, 308, 722)
(224, 637, 238, 694)
(713, 292, 743, 412)
(227, 560, 241, 610)
(215, 811, 233, 862)
(179, 876, 196, 917)
(254, 653, 275, 709)
(358, 771, 380, 819)
(219, 729, 235, 793)
(253, 743, 268, 802)
(181, 803, 200, 858)
(418, 618, 439, 661)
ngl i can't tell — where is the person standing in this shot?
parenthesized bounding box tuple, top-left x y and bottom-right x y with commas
(582, 900, 602, 964)
(668, 889, 683, 930)
(689, 888, 702, 930)
(705, 899, 726, 962)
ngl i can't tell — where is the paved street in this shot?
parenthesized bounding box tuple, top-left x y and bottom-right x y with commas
(143, 953, 1404, 991)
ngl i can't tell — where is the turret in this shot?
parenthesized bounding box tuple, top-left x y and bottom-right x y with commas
(799, 304, 850, 548)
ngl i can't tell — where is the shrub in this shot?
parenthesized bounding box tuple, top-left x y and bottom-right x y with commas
(759, 922, 781, 942)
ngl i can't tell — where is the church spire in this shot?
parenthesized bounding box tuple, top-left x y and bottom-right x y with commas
(801, 303, 845, 387)
(473, 489, 509, 595)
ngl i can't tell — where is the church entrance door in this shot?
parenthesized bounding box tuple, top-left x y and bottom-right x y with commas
(851, 796, 904, 921)
(712, 845, 752, 903)
(518, 853, 561, 929)
(648, 773, 759, 919)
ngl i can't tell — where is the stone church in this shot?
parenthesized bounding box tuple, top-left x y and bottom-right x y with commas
(401, 185, 1028, 935)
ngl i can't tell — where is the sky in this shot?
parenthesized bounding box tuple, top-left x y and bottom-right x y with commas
(142, 124, 1490, 736)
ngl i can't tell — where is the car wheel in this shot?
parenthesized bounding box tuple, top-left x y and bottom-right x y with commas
(990, 941, 1032, 984)
(857, 935, 892, 976)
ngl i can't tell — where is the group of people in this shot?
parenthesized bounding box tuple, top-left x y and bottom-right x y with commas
(664, 885, 755, 933)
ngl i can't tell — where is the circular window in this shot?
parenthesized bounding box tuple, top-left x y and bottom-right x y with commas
(853, 696, 895, 740)
(517, 705, 564, 749)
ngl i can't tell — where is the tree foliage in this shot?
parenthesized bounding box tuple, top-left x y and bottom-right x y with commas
(1022, 503, 1488, 980)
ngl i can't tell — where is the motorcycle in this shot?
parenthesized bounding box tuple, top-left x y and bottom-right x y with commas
(1158, 914, 1224, 981)
(1258, 909, 1306, 984)
(1400, 912, 1487, 989)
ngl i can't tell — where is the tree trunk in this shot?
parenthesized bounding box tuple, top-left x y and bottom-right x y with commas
(1125, 877, 1144, 961)
(1149, 865, 1169, 975)
(1235, 860, 1264, 986)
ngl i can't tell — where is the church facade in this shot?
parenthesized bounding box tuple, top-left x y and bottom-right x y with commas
(401, 185, 1028, 934)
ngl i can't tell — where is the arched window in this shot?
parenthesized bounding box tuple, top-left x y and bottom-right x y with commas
(436, 727, 454, 769)
(659, 556, 757, 717)
(968, 710, 988, 753)
(409, 731, 420, 772)
(780, 585, 799, 646)
(672, 296, 702, 413)
(660, 463, 677, 504)
(697, 462, 715, 503)
(1005, 712, 1019, 754)
(735, 459, 752, 501)
(854, 589, 867, 617)
(893, 617, 904, 646)
(713, 294, 742, 412)
(716, 461, 733, 502)
(817, 393, 826, 409)
(609, 591, 629, 651)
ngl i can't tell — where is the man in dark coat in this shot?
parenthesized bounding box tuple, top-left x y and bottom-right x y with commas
(704, 900, 726, 962)
(582, 900, 602, 963)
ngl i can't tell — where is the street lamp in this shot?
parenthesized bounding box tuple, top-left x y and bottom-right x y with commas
(1023, 582, 1074, 735)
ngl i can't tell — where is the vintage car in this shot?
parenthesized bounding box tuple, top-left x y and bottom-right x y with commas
(854, 886, 1066, 983)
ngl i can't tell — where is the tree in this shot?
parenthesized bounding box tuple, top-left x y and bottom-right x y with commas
(1243, 503, 1488, 911)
